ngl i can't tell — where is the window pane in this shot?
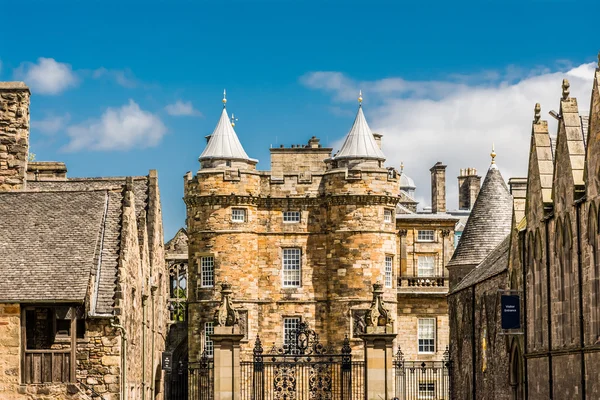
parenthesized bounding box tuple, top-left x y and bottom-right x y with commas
(417, 256, 435, 277)
(283, 211, 301, 223)
(201, 256, 214, 287)
(418, 318, 436, 353)
(385, 256, 393, 288)
(232, 208, 246, 222)
(384, 209, 393, 223)
(283, 248, 301, 287)
(417, 230, 434, 241)
(204, 322, 214, 357)
(284, 317, 301, 353)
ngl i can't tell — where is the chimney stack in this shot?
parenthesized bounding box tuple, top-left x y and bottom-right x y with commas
(372, 133, 382, 149)
(0, 82, 30, 191)
(458, 168, 481, 210)
(508, 177, 527, 223)
(430, 162, 447, 213)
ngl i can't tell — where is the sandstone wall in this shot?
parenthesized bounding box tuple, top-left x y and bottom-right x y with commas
(0, 83, 29, 191)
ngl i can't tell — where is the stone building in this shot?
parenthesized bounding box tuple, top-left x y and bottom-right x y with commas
(183, 89, 467, 388)
(448, 60, 600, 400)
(0, 82, 167, 400)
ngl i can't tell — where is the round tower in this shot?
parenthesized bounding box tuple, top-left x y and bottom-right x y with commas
(323, 93, 400, 346)
(184, 92, 261, 361)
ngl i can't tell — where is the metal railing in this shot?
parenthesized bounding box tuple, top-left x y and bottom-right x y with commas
(189, 355, 214, 400)
(394, 347, 452, 400)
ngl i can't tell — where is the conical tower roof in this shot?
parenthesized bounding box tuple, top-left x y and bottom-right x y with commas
(334, 104, 386, 161)
(447, 161, 513, 268)
(199, 107, 255, 162)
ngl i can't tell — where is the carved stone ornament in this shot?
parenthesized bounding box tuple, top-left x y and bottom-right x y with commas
(214, 282, 239, 327)
(364, 282, 393, 329)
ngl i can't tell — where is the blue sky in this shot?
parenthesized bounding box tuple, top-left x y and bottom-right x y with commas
(1, 0, 599, 239)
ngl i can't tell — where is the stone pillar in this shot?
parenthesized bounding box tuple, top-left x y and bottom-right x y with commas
(0, 82, 30, 191)
(430, 162, 446, 213)
(212, 326, 244, 400)
(359, 283, 396, 400)
(212, 282, 244, 400)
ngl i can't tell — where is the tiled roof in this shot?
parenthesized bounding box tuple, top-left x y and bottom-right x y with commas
(447, 165, 513, 268)
(200, 108, 255, 162)
(0, 190, 121, 306)
(450, 235, 510, 293)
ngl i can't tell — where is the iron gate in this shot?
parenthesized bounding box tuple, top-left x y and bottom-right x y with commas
(245, 322, 363, 400)
(394, 346, 452, 400)
(189, 350, 214, 400)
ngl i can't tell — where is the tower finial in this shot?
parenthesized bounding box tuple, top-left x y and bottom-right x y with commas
(490, 143, 496, 164)
(223, 89, 227, 107)
(562, 79, 570, 100)
(400, 161, 404, 173)
(534, 103, 541, 124)
(358, 90, 363, 106)
(230, 113, 238, 127)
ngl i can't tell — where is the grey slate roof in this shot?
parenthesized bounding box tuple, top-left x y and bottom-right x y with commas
(0, 190, 121, 308)
(199, 108, 256, 162)
(451, 235, 510, 293)
(447, 165, 513, 268)
(334, 105, 386, 161)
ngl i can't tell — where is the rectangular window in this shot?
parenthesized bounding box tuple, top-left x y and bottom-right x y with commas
(385, 256, 393, 288)
(231, 208, 246, 222)
(418, 318, 436, 353)
(384, 209, 393, 223)
(204, 322, 214, 357)
(200, 256, 214, 287)
(283, 317, 301, 353)
(417, 256, 435, 277)
(417, 230, 434, 242)
(418, 382, 435, 399)
(282, 248, 301, 287)
(283, 211, 301, 223)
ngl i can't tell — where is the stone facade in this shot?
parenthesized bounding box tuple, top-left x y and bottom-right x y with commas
(185, 101, 459, 374)
(0, 82, 167, 400)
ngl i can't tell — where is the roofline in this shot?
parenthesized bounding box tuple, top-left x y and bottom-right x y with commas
(0, 299, 85, 304)
(448, 268, 508, 296)
(199, 156, 259, 163)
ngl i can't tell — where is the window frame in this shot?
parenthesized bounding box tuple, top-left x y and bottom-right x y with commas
(204, 322, 214, 357)
(418, 381, 436, 399)
(231, 208, 246, 223)
(417, 255, 436, 277)
(283, 211, 301, 223)
(417, 230, 435, 242)
(417, 317, 436, 354)
(200, 256, 215, 288)
(283, 317, 301, 353)
(384, 256, 393, 288)
(282, 248, 302, 288)
(384, 208, 393, 223)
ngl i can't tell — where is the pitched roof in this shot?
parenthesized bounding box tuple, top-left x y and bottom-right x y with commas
(334, 105, 386, 161)
(0, 190, 121, 307)
(447, 165, 513, 268)
(450, 234, 510, 293)
(199, 108, 255, 162)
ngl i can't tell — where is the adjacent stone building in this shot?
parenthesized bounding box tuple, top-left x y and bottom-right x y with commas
(449, 59, 600, 400)
(0, 82, 167, 400)
(183, 90, 468, 390)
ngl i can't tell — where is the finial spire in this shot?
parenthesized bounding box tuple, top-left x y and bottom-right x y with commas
(400, 161, 404, 173)
(230, 113, 238, 127)
(358, 90, 363, 106)
(222, 89, 227, 107)
(562, 79, 570, 100)
(534, 103, 541, 124)
(490, 143, 497, 164)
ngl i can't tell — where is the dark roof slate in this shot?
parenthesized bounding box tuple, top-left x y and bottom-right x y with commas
(447, 166, 513, 268)
(0, 190, 121, 305)
(450, 234, 510, 293)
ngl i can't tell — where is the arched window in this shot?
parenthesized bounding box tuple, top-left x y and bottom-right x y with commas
(555, 218, 567, 345)
(564, 215, 574, 344)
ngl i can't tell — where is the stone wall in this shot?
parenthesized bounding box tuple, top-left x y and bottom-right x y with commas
(0, 304, 21, 398)
(0, 83, 29, 191)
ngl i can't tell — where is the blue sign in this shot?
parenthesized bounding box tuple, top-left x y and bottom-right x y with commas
(501, 295, 520, 330)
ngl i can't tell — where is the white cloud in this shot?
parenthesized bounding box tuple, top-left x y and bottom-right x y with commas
(65, 100, 167, 151)
(301, 62, 596, 210)
(165, 100, 202, 117)
(92, 67, 139, 88)
(14, 58, 78, 95)
(31, 113, 71, 135)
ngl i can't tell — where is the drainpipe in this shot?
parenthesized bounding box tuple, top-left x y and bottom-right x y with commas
(142, 295, 148, 400)
(575, 200, 586, 400)
(111, 319, 127, 400)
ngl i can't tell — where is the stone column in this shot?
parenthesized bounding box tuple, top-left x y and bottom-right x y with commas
(212, 282, 244, 400)
(359, 283, 396, 400)
(212, 326, 244, 400)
